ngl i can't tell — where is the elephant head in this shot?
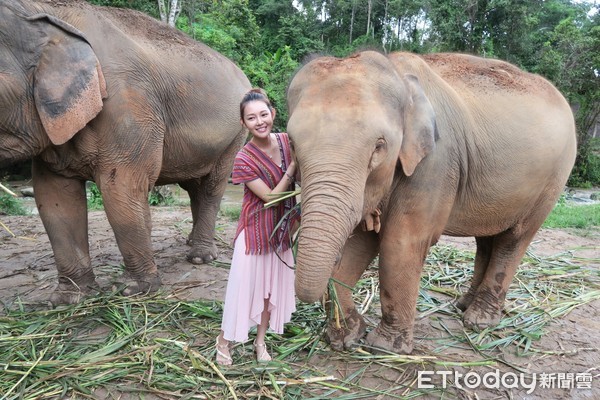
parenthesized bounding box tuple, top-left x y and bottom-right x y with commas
(0, 0, 106, 165)
(287, 51, 438, 303)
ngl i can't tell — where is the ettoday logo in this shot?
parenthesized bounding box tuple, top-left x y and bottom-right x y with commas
(417, 369, 594, 394)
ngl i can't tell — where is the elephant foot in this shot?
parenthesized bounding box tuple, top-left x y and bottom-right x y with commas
(121, 273, 162, 296)
(186, 241, 218, 265)
(50, 275, 100, 306)
(455, 291, 476, 312)
(462, 299, 502, 331)
(365, 324, 413, 354)
(325, 308, 367, 351)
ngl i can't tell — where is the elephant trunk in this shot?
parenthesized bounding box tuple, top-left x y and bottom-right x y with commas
(294, 170, 363, 303)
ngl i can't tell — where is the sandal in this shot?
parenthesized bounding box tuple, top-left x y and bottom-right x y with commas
(215, 338, 232, 366)
(253, 341, 272, 363)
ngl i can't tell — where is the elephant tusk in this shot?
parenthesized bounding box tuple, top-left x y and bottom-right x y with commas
(362, 208, 382, 233)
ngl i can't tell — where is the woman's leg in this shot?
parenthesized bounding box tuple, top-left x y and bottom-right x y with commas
(254, 298, 272, 362)
(216, 330, 232, 365)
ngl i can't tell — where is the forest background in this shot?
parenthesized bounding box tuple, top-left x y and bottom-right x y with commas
(3, 0, 600, 187)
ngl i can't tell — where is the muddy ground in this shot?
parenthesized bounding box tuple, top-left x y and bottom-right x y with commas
(1, 190, 599, 399)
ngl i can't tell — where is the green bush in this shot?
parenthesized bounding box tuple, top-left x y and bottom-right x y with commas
(86, 183, 176, 209)
(568, 139, 600, 188)
(543, 199, 600, 229)
(87, 182, 104, 210)
(148, 186, 176, 206)
(220, 204, 241, 221)
(0, 192, 28, 216)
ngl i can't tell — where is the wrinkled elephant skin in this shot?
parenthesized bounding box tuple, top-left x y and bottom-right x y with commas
(0, 0, 251, 305)
(287, 51, 577, 354)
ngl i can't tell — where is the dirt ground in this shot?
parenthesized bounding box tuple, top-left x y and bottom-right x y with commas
(1, 193, 599, 399)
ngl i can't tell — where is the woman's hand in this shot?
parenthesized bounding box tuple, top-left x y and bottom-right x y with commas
(287, 160, 295, 175)
(246, 164, 297, 203)
(285, 161, 296, 181)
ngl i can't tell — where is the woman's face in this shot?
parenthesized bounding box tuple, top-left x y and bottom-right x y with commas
(242, 100, 275, 140)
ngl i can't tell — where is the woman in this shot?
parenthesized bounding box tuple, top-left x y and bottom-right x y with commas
(216, 88, 299, 365)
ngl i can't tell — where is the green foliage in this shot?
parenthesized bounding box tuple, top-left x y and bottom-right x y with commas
(177, 0, 259, 65)
(87, 183, 176, 209)
(0, 193, 28, 216)
(178, 14, 238, 58)
(568, 140, 600, 188)
(523, 10, 600, 188)
(87, 182, 104, 210)
(148, 186, 176, 206)
(248, 1, 324, 60)
(250, 0, 296, 51)
(423, 0, 482, 53)
(274, 12, 324, 60)
(220, 204, 242, 220)
(543, 199, 600, 229)
(86, 0, 159, 17)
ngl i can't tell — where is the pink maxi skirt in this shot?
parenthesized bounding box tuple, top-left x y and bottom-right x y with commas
(220, 230, 296, 342)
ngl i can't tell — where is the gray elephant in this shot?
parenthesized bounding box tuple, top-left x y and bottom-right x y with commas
(287, 51, 577, 354)
(0, 0, 251, 304)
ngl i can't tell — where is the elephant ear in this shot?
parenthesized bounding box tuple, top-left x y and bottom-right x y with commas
(399, 74, 438, 177)
(29, 14, 107, 145)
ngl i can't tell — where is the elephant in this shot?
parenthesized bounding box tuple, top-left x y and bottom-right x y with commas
(286, 51, 577, 354)
(0, 0, 251, 305)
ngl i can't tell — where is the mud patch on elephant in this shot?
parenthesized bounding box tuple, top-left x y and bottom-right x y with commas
(1, 206, 599, 398)
(422, 53, 552, 94)
(325, 307, 367, 351)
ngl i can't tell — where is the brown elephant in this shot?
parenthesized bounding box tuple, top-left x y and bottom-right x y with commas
(287, 51, 577, 354)
(0, 0, 251, 305)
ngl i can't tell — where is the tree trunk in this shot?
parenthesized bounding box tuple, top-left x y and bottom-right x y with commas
(397, 17, 402, 50)
(383, 0, 389, 52)
(366, 0, 372, 36)
(349, 0, 356, 44)
(158, 0, 167, 24)
(167, 0, 180, 27)
(158, 0, 181, 27)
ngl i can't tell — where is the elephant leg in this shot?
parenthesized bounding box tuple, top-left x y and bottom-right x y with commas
(456, 236, 493, 311)
(326, 228, 379, 351)
(99, 172, 161, 295)
(462, 227, 538, 330)
(366, 229, 432, 354)
(180, 175, 223, 264)
(181, 142, 239, 264)
(32, 161, 97, 305)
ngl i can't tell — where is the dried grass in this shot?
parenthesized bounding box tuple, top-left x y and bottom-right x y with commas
(1, 244, 598, 398)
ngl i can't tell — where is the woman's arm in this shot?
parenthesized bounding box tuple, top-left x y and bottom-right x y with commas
(245, 161, 296, 203)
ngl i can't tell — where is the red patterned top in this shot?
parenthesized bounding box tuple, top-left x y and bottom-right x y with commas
(232, 132, 300, 254)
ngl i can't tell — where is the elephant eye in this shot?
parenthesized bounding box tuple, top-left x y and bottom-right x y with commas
(368, 138, 387, 171)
